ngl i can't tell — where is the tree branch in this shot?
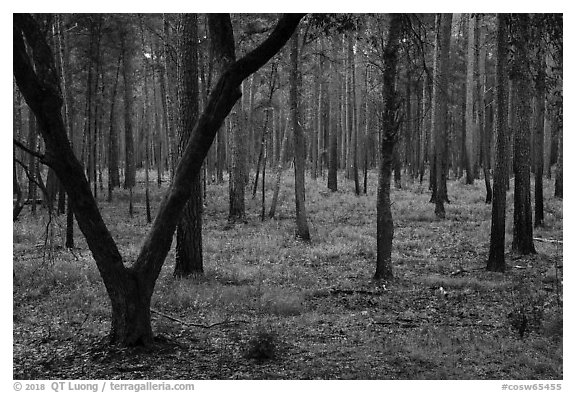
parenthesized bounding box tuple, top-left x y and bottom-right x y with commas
(14, 138, 45, 161)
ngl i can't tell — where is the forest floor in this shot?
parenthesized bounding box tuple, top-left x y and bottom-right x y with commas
(13, 171, 563, 379)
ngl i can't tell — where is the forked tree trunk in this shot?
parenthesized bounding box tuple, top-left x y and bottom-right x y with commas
(14, 13, 303, 346)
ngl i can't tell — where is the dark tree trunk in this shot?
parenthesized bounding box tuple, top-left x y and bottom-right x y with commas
(464, 14, 476, 185)
(290, 28, 311, 241)
(554, 128, 562, 198)
(375, 14, 402, 280)
(14, 13, 303, 346)
(327, 36, 339, 192)
(432, 13, 452, 218)
(108, 53, 122, 202)
(510, 14, 536, 255)
(487, 14, 509, 272)
(533, 21, 546, 227)
(175, 14, 203, 277)
(26, 110, 38, 215)
(121, 24, 136, 193)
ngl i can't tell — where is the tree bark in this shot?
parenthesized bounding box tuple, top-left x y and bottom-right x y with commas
(510, 14, 536, 255)
(327, 35, 339, 192)
(375, 14, 402, 280)
(464, 14, 477, 184)
(290, 28, 311, 241)
(121, 22, 136, 203)
(533, 21, 546, 227)
(108, 53, 122, 202)
(432, 13, 452, 218)
(175, 13, 203, 277)
(487, 14, 509, 272)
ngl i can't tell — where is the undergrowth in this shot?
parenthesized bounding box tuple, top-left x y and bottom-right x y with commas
(13, 170, 563, 379)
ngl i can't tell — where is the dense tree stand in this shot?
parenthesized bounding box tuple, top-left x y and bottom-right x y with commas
(14, 13, 304, 345)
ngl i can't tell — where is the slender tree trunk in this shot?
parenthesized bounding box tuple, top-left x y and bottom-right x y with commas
(554, 127, 562, 198)
(290, 28, 311, 241)
(487, 14, 509, 272)
(476, 17, 492, 203)
(510, 14, 536, 255)
(375, 14, 402, 280)
(26, 110, 38, 214)
(432, 13, 452, 218)
(108, 53, 122, 202)
(464, 14, 477, 184)
(56, 14, 75, 249)
(138, 19, 152, 224)
(252, 64, 277, 198)
(121, 24, 136, 219)
(269, 113, 290, 218)
(327, 35, 339, 192)
(533, 22, 546, 227)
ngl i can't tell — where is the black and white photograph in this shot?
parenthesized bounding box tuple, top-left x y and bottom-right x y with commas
(12, 10, 563, 385)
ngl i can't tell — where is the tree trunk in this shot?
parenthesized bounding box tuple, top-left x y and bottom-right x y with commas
(533, 22, 546, 227)
(476, 17, 492, 203)
(327, 35, 339, 192)
(121, 24, 136, 196)
(26, 111, 38, 215)
(464, 14, 476, 184)
(175, 13, 203, 277)
(375, 14, 402, 280)
(162, 14, 177, 179)
(554, 127, 562, 198)
(290, 28, 311, 241)
(108, 53, 122, 202)
(269, 112, 290, 219)
(432, 13, 452, 218)
(487, 14, 509, 272)
(349, 33, 360, 195)
(510, 14, 536, 255)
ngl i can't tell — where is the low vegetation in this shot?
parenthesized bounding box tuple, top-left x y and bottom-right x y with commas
(13, 171, 562, 379)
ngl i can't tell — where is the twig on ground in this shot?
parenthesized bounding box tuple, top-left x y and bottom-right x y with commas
(534, 237, 563, 244)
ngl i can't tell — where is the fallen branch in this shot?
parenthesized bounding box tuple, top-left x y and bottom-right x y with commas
(534, 237, 563, 244)
(330, 289, 381, 296)
(373, 320, 502, 329)
(150, 308, 249, 329)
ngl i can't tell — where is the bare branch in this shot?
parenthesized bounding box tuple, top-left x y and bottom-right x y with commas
(14, 138, 45, 161)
